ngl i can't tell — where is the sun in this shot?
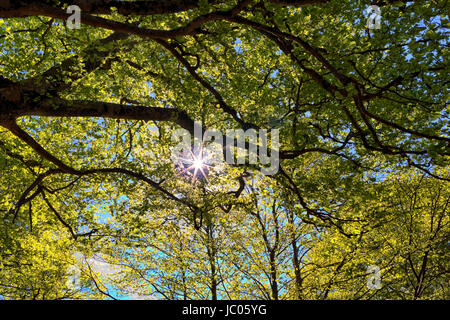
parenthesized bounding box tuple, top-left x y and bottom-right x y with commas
(174, 147, 212, 184)
(193, 156, 204, 170)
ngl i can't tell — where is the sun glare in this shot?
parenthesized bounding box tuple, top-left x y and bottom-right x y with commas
(174, 147, 212, 185)
(193, 157, 204, 169)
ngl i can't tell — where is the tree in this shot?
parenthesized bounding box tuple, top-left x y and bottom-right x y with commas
(300, 168, 449, 299)
(0, 0, 448, 299)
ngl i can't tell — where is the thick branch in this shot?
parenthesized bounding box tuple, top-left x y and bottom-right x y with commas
(18, 99, 196, 133)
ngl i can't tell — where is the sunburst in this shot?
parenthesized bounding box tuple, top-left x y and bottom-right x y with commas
(175, 146, 212, 185)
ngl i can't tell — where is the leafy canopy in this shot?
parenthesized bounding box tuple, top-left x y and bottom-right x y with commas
(0, 0, 448, 300)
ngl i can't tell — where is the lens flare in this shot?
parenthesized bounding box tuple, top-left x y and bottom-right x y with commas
(174, 147, 212, 184)
(193, 157, 204, 169)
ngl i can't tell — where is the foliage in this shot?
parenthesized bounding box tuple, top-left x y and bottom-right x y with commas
(0, 0, 448, 299)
